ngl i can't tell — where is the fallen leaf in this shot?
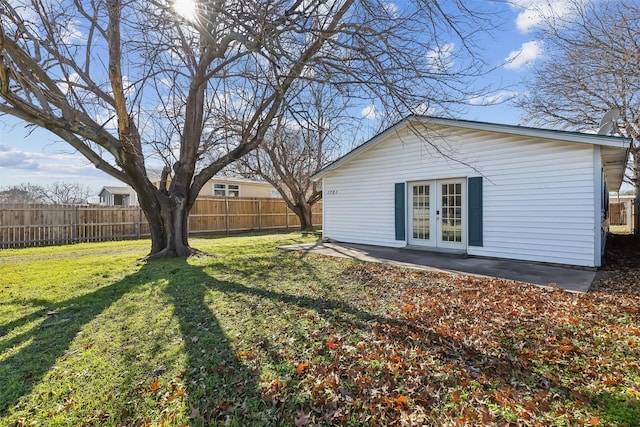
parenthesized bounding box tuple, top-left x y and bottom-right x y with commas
(394, 395, 408, 407)
(295, 411, 310, 426)
(149, 379, 159, 392)
(326, 339, 341, 349)
(269, 378, 281, 388)
(296, 362, 308, 374)
(189, 404, 204, 422)
(167, 388, 185, 402)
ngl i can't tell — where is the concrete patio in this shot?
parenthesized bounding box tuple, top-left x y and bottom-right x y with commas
(279, 242, 597, 293)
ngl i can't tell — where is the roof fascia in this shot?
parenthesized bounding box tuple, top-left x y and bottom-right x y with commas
(421, 116, 631, 148)
(311, 115, 632, 181)
(310, 117, 410, 181)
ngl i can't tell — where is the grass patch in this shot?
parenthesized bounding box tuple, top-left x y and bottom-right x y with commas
(609, 225, 632, 235)
(1, 233, 639, 426)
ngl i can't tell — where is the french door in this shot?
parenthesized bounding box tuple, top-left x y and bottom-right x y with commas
(408, 179, 465, 249)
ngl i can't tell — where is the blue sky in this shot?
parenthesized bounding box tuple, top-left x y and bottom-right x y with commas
(0, 0, 575, 191)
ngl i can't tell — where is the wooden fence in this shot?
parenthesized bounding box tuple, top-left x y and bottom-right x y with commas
(0, 197, 322, 249)
(609, 198, 634, 229)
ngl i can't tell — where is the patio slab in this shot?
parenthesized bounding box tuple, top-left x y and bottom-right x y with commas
(278, 242, 596, 293)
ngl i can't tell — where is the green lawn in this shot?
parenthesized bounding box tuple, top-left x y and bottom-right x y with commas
(1, 233, 639, 426)
(609, 225, 632, 235)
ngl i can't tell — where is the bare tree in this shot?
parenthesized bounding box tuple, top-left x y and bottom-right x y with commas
(0, 0, 500, 257)
(0, 183, 46, 203)
(42, 182, 93, 204)
(235, 82, 348, 231)
(0, 182, 93, 204)
(517, 0, 640, 233)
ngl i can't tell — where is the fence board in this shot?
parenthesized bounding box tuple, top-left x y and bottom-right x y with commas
(0, 198, 322, 249)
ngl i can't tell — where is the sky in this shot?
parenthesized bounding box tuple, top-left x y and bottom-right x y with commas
(0, 0, 585, 192)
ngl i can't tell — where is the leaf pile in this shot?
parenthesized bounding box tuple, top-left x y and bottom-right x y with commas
(249, 264, 639, 426)
(598, 233, 640, 295)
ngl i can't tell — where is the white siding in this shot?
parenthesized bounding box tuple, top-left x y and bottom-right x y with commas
(322, 125, 598, 267)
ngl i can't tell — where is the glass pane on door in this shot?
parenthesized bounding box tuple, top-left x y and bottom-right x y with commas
(412, 184, 430, 240)
(440, 183, 462, 242)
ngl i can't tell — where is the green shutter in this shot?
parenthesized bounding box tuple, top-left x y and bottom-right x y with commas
(468, 177, 483, 246)
(394, 183, 405, 241)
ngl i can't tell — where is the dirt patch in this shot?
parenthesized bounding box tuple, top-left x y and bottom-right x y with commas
(596, 233, 640, 295)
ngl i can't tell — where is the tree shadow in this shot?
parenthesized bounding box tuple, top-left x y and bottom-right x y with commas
(0, 258, 267, 425)
(3, 248, 632, 424)
(194, 254, 637, 423)
(590, 391, 640, 426)
(160, 260, 264, 425)
(0, 274, 142, 415)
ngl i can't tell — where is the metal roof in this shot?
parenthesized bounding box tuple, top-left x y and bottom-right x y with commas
(99, 186, 135, 195)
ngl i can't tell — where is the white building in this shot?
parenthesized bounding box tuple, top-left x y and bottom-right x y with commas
(311, 116, 630, 267)
(98, 177, 280, 206)
(98, 186, 138, 206)
(203, 177, 280, 198)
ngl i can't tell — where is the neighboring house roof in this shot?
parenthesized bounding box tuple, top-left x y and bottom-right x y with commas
(311, 115, 631, 190)
(148, 173, 274, 187)
(210, 176, 274, 186)
(99, 186, 135, 196)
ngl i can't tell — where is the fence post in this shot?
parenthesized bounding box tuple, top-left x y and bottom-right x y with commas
(285, 205, 289, 230)
(73, 205, 79, 243)
(136, 206, 141, 239)
(258, 199, 262, 231)
(24, 205, 31, 245)
(225, 198, 230, 234)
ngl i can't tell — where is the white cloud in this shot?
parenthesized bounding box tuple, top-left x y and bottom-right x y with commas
(56, 72, 81, 95)
(509, 0, 589, 33)
(59, 19, 84, 44)
(122, 75, 136, 97)
(504, 40, 542, 70)
(426, 42, 455, 73)
(383, 2, 399, 18)
(413, 102, 438, 116)
(0, 144, 116, 189)
(361, 104, 379, 120)
(0, 144, 83, 168)
(95, 111, 118, 130)
(0, 144, 39, 169)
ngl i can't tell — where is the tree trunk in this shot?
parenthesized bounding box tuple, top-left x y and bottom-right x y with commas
(136, 186, 194, 258)
(294, 201, 315, 232)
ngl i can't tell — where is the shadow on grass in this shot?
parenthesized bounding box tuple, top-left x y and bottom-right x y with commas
(160, 260, 264, 425)
(591, 391, 640, 427)
(0, 274, 142, 415)
(196, 253, 640, 424)
(3, 247, 636, 425)
(0, 259, 264, 425)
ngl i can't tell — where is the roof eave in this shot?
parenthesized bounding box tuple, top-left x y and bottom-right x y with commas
(420, 116, 631, 149)
(602, 146, 630, 191)
(311, 115, 632, 181)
